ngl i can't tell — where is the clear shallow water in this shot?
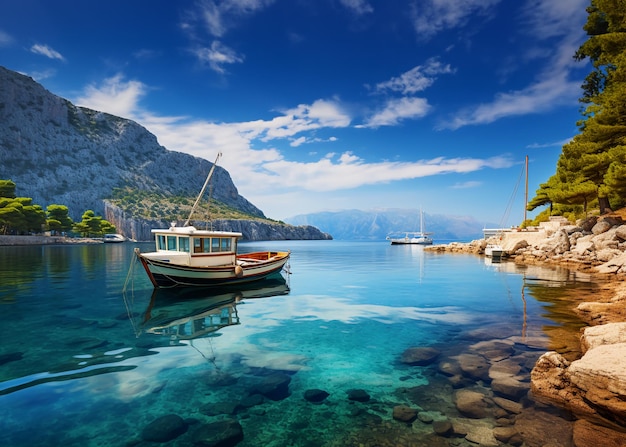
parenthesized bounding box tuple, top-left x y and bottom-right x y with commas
(0, 241, 596, 446)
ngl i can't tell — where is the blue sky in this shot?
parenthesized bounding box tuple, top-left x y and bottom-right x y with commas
(1, 0, 590, 226)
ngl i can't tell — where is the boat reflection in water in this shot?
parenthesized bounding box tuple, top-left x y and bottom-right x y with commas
(133, 274, 290, 342)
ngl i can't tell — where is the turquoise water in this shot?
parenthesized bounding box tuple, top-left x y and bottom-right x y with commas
(0, 241, 593, 446)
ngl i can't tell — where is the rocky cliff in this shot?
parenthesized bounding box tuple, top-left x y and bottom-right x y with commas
(104, 201, 331, 241)
(0, 66, 329, 240)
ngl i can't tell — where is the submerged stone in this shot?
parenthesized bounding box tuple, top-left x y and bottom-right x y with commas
(400, 347, 440, 366)
(192, 419, 243, 447)
(141, 414, 188, 443)
(346, 388, 370, 402)
(252, 372, 291, 401)
(304, 388, 330, 403)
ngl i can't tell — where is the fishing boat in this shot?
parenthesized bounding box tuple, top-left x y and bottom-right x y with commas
(133, 153, 290, 288)
(387, 209, 433, 245)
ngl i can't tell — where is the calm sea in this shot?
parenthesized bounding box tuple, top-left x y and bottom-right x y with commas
(0, 240, 597, 446)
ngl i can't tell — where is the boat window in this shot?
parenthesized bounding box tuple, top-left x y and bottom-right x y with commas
(221, 238, 232, 251)
(193, 238, 202, 253)
(178, 237, 190, 253)
(157, 235, 166, 250)
(167, 235, 177, 251)
(212, 237, 221, 252)
(203, 238, 211, 253)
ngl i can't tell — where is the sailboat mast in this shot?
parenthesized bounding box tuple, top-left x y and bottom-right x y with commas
(524, 155, 528, 223)
(184, 152, 222, 227)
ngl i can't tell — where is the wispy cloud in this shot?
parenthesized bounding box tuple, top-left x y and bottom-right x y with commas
(440, 0, 588, 130)
(339, 0, 373, 15)
(182, 0, 274, 72)
(526, 138, 572, 149)
(373, 58, 454, 95)
(0, 30, 14, 47)
(192, 40, 243, 73)
(30, 43, 65, 61)
(361, 59, 453, 127)
(361, 97, 431, 128)
(410, 0, 501, 41)
(450, 181, 482, 189)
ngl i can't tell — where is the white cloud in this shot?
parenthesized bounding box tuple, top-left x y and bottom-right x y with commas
(362, 97, 431, 128)
(339, 0, 374, 15)
(74, 75, 515, 217)
(30, 44, 65, 61)
(374, 59, 454, 95)
(192, 40, 244, 73)
(410, 0, 501, 40)
(75, 74, 147, 119)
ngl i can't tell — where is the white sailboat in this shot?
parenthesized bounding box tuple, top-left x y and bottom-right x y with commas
(387, 209, 433, 245)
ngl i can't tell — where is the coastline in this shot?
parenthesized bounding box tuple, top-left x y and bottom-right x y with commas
(427, 214, 626, 439)
(0, 235, 104, 246)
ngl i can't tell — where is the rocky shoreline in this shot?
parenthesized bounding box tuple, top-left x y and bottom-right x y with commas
(427, 213, 626, 443)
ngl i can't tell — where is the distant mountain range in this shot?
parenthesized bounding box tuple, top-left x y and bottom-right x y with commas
(286, 209, 496, 242)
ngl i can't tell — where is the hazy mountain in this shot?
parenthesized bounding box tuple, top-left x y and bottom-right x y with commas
(286, 209, 495, 241)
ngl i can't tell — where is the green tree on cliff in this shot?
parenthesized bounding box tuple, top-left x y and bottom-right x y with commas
(529, 0, 626, 216)
(73, 210, 116, 237)
(46, 204, 74, 234)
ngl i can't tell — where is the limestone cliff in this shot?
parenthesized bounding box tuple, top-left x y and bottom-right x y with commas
(103, 201, 331, 241)
(0, 66, 330, 240)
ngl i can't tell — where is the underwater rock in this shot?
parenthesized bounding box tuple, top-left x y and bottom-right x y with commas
(200, 401, 239, 416)
(192, 419, 243, 447)
(303, 388, 330, 403)
(454, 389, 490, 419)
(432, 420, 453, 437)
(346, 389, 370, 402)
(0, 351, 23, 366)
(490, 376, 529, 400)
(514, 407, 573, 447)
(573, 419, 626, 447)
(492, 426, 522, 445)
(240, 393, 264, 408)
(252, 372, 291, 401)
(400, 346, 440, 366)
(455, 353, 490, 382)
(141, 414, 188, 443)
(392, 405, 417, 423)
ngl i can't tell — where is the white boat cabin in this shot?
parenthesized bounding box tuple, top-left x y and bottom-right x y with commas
(149, 226, 242, 267)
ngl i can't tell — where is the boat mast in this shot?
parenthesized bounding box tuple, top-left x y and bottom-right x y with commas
(524, 155, 528, 223)
(184, 152, 222, 227)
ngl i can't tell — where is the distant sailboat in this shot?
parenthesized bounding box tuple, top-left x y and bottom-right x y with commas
(387, 209, 433, 245)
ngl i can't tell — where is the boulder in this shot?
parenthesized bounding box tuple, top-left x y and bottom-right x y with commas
(573, 419, 626, 447)
(346, 388, 370, 402)
(454, 389, 490, 418)
(455, 353, 491, 382)
(252, 372, 291, 401)
(400, 346, 440, 366)
(580, 322, 626, 353)
(141, 414, 188, 443)
(392, 405, 417, 423)
(303, 388, 330, 403)
(191, 419, 243, 447)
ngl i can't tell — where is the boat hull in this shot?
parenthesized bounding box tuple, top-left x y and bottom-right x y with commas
(137, 251, 290, 288)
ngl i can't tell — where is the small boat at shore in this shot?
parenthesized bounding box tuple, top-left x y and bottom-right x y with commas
(485, 244, 504, 260)
(133, 153, 290, 289)
(103, 233, 126, 243)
